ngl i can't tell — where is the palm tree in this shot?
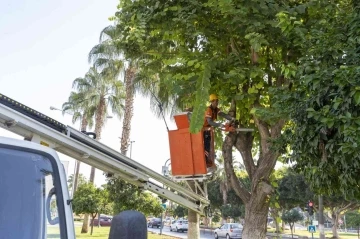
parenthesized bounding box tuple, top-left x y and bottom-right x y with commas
(71, 66, 125, 233)
(72, 66, 124, 181)
(62, 91, 94, 194)
(88, 25, 136, 156)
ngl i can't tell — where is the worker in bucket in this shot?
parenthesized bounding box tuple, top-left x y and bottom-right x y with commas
(204, 94, 236, 173)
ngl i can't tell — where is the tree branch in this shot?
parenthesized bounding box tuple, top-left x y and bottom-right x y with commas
(255, 119, 285, 180)
(223, 134, 251, 203)
(234, 132, 256, 180)
(254, 115, 271, 156)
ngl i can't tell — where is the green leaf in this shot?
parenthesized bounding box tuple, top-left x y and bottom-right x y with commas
(169, 6, 178, 11)
(333, 101, 340, 110)
(250, 108, 257, 115)
(354, 91, 360, 105)
(189, 63, 211, 133)
(187, 60, 196, 66)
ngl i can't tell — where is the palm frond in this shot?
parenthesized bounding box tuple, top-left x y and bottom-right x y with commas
(100, 25, 119, 42)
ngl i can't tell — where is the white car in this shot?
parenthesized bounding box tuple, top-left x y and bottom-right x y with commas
(170, 219, 188, 232)
(214, 223, 243, 239)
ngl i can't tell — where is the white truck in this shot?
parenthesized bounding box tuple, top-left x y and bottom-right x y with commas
(0, 93, 210, 238)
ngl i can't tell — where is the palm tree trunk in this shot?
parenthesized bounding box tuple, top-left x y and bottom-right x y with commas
(73, 162, 81, 193)
(90, 96, 105, 183)
(74, 115, 88, 193)
(120, 66, 135, 155)
(82, 101, 105, 233)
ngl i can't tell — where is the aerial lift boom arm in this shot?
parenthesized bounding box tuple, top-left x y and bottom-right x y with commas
(0, 93, 209, 215)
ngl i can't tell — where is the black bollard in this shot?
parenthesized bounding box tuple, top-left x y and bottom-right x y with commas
(108, 210, 147, 239)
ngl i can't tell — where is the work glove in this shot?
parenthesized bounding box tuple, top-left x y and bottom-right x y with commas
(228, 126, 236, 132)
(224, 124, 236, 132)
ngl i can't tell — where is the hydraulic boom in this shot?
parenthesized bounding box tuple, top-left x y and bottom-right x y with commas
(0, 93, 209, 215)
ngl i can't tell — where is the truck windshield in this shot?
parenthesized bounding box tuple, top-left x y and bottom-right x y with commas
(0, 147, 62, 239)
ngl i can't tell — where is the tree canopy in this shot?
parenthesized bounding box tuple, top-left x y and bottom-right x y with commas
(72, 183, 111, 235)
(106, 177, 163, 216)
(281, 209, 304, 238)
(103, 0, 360, 238)
(278, 170, 314, 210)
(281, 0, 360, 198)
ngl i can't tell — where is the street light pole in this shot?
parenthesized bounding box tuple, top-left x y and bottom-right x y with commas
(160, 159, 171, 235)
(129, 140, 135, 159)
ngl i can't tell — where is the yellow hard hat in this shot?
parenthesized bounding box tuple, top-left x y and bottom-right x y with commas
(209, 94, 218, 101)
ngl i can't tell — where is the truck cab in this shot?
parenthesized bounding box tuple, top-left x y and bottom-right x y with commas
(0, 136, 75, 239)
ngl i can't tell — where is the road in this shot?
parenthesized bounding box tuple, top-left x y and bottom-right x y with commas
(148, 226, 215, 239)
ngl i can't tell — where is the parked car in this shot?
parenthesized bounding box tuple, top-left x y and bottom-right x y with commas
(91, 215, 113, 227)
(170, 219, 188, 232)
(214, 223, 243, 239)
(148, 218, 162, 228)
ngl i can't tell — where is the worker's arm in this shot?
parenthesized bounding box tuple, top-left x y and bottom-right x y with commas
(218, 111, 235, 121)
(187, 112, 192, 122)
(206, 117, 224, 128)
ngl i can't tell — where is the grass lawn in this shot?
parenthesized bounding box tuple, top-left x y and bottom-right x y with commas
(75, 227, 180, 239)
(268, 228, 359, 239)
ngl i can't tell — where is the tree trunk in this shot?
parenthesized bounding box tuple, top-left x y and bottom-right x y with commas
(282, 220, 286, 231)
(220, 181, 228, 205)
(275, 219, 280, 233)
(188, 209, 200, 238)
(319, 137, 327, 239)
(81, 214, 90, 233)
(73, 161, 81, 193)
(223, 129, 278, 239)
(80, 114, 88, 132)
(89, 95, 105, 183)
(82, 99, 105, 233)
(220, 99, 284, 239)
(270, 208, 280, 233)
(187, 181, 200, 238)
(242, 195, 270, 239)
(319, 195, 325, 239)
(74, 116, 87, 193)
(120, 66, 135, 155)
(89, 167, 96, 183)
(331, 211, 340, 238)
(90, 214, 95, 235)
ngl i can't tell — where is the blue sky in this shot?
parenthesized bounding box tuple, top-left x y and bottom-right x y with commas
(0, 0, 176, 186)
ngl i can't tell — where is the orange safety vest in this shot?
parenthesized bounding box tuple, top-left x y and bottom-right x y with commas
(203, 105, 220, 128)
